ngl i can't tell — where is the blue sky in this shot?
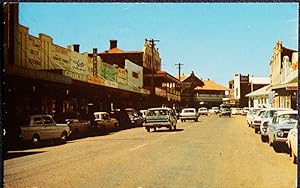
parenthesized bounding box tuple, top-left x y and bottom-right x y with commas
(19, 3, 298, 86)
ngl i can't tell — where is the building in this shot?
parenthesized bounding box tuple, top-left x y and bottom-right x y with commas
(98, 39, 181, 109)
(245, 85, 272, 108)
(194, 79, 230, 109)
(180, 72, 229, 109)
(269, 41, 298, 109)
(232, 74, 270, 108)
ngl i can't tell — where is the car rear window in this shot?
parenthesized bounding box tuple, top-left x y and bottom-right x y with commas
(146, 110, 168, 116)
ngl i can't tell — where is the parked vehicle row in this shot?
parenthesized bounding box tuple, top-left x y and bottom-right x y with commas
(246, 107, 297, 164)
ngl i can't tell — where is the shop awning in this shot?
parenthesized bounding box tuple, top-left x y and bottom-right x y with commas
(5, 64, 72, 84)
(245, 85, 271, 97)
(270, 82, 298, 91)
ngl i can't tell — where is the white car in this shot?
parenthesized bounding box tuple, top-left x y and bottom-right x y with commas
(287, 122, 298, 164)
(251, 109, 266, 133)
(246, 108, 261, 127)
(179, 108, 199, 122)
(198, 107, 208, 116)
(260, 108, 292, 143)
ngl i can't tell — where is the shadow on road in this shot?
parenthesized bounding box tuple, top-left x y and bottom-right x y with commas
(4, 151, 45, 160)
(272, 144, 290, 154)
(154, 128, 184, 133)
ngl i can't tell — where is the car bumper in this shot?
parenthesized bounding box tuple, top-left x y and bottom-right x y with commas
(143, 122, 172, 127)
(274, 137, 288, 143)
(180, 116, 197, 120)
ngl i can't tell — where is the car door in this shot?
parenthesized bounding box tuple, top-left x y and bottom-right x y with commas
(42, 115, 59, 139)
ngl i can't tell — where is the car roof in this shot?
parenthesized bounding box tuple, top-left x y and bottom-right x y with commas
(148, 107, 172, 111)
(274, 110, 298, 116)
(94, 112, 109, 115)
(264, 108, 292, 111)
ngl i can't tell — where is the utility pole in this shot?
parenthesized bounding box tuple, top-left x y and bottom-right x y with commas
(145, 38, 159, 95)
(175, 63, 183, 110)
(175, 63, 183, 82)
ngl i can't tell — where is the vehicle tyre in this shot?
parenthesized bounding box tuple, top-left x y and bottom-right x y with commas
(146, 127, 150, 132)
(195, 118, 198, 122)
(292, 150, 297, 164)
(32, 134, 40, 146)
(153, 127, 157, 132)
(60, 131, 68, 144)
(261, 135, 267, 142)
(288, 143, 292, 157)
(254, 128, 258, 134)
(173, 124, 176, 131)
(169, 126, 172, 131)
(181, 119, 183, 122)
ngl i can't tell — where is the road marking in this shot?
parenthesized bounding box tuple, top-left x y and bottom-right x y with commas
(129, 144, 147, 151)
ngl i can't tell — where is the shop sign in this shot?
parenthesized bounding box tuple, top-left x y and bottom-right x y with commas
(286, 86, 298, 91)
(240, 76, 249, 83)
(87, 75, 104, 86)
(104, 80, 118, 88)
(63, 70, 87, 82)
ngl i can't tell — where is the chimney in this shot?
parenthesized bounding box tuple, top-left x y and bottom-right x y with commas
(73, 44, 80, 52)
(110, 40, 117, 49)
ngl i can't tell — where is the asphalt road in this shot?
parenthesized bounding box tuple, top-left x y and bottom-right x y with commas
(3, 115, 297, 188)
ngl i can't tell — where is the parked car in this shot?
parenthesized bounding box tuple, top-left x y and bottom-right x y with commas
(268, 110, 298, 150)
(198, 107, 208, 116)
(54, 112, 92, 138)
(143, 107, 177, 132)
(287, 122, 298, 164)
(179, 108, 199, 122)
(231, 108, 240, 115)
(20, 115, 71, 145)
(219, 104, 231, 117)
(260, 108, 292, 142)
(246, 108, 261, 127)
(211, 107, 220, 114)
(93, 112, 119, 131)
(251, 109, 266, 133)
(242, 107, 250, 115)
(140, 109, 148, 118)
(125, 108, 144, 127)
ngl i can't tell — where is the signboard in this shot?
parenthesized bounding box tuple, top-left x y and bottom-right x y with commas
(63, 70, 87, 82)
(286, 86, 297, 91)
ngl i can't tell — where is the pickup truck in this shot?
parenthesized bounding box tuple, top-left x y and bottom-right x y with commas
(20, 115, 71, 145)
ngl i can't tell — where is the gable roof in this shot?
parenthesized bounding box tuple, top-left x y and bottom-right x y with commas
(194, 80, 229, 91)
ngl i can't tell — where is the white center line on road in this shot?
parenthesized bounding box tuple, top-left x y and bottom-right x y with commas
(129, 144, 147, 151)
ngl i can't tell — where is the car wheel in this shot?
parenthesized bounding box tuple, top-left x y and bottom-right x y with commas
(146, 127, 150, 132)
(169, 126, 172, 131)
(32, 134, 40, 146)
(60, 131, 68, 144)
(181, 119, 183, 122)
(173, 124, 176, 131)
(153, 127, 156, 132)
(292, 150, 297, 164)
(254, 128, 258, 134)
(260, 135, 266, 142)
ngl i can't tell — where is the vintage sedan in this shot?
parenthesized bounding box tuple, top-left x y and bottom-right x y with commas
(20, 115, 71, 145)
(198, 107, 208, 116)
(179, 108, 199, 122)
(260, 108, 292, 142)
(143, 107, 177, 132)
(246, 107, 261, 127)
(125, 108, 144, 127)
(54, 112, 92, 138)
(93, 112, 119, 131)
(287, 122, 298, 164)
(268, 110, 297, 150)
(251, 109, 266, 133)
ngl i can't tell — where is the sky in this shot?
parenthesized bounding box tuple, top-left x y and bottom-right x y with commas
(19, 3, 298, 86)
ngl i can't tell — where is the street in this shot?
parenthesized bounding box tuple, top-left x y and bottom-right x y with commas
(4, 115, 297, 188)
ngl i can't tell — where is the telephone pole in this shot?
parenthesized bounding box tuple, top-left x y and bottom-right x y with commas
(175, 63, 183, 82)
(145, 38, 159, 95)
